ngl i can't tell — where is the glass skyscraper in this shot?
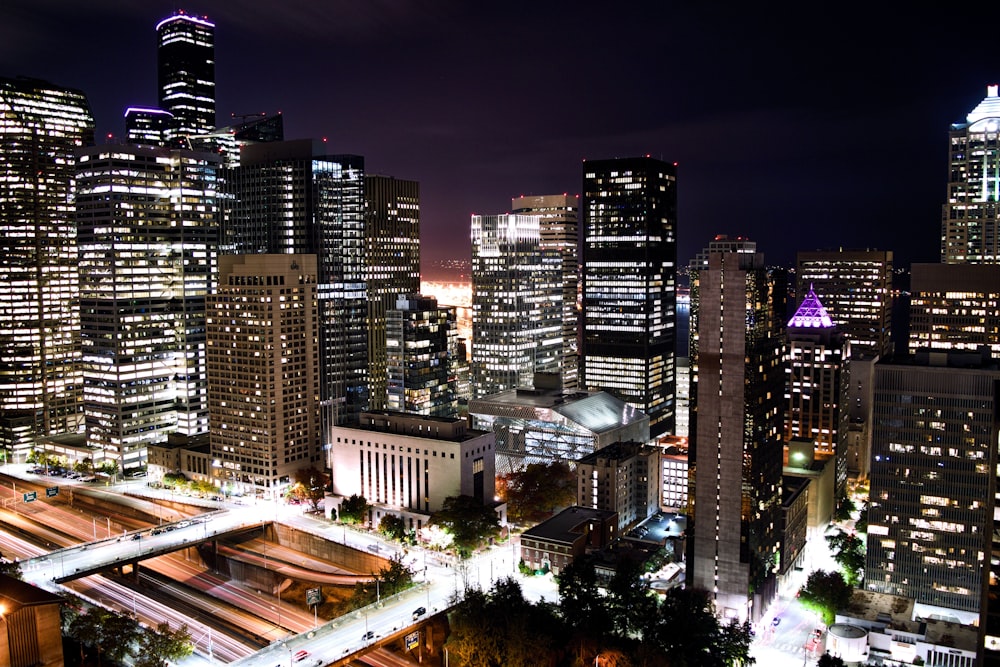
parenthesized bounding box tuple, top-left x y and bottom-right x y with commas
(156, 11, 216, 144)
(386, 294, 457, 417)
(581, 157, 677, 438)
(0, 77, 95, 461)
(76, 145, 219, 472)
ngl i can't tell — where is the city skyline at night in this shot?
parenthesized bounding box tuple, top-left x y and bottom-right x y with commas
(4, 2, 999, 270)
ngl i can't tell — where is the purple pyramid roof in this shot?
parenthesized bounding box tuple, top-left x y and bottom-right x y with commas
(788, 285, 834, 329)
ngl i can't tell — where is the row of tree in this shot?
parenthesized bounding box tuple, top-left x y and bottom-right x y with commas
(63, 599, 192, 667)
(445, 557, 754, 667)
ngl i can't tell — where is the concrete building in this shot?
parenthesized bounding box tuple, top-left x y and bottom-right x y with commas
(145, 433, 212, 487)
(329, 411, 495, 531)
(0, 76, 94, 462)
(0, 574, 64, 667)
(576, 441, 660, 532)
(468, 374, 650, 478)
(909, 263, 1000, 356)
(207, 255, 321, 499)
(519, 506, 618, 575)
(688, 244, 785, 622)
(512, 194, 580, 392)
(581, 157, 677, 438)
(76, 144, 219, 473)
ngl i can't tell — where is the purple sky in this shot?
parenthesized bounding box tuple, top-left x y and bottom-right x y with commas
(4, 1, 1000, 271)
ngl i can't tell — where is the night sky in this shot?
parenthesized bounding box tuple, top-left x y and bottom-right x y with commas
(4, 1, 1000, 272)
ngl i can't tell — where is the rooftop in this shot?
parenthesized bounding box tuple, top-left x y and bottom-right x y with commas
(470, 388, 647, 434)
(522, 506, 618, 544)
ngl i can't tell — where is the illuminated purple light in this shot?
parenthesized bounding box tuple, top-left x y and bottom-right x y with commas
(124, 107, 174, 117)
(787, 286, 834, 328)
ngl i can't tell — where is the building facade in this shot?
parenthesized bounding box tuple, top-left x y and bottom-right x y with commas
(0, 77, 94, 461)
(75, 145, 218, 473)
(511, 194, 579, 392)
(577, 440, 659, 532)
(329, 411, 495, 529)
(207, 255, 321, 498)
(785, 287, 850, 500)
(519, 506, 618, 576)
(909, 263, 1000, 356)
(688, 248, 785, 622)
(366, 176, 421, 410)
(222, 140, 367, 437)
(796, 249, 893, 360)
(470, 213, 561, 398)
(386, 294, 457, 417)
(581, 157, 677, 438)
(942, 85, 1000, 264)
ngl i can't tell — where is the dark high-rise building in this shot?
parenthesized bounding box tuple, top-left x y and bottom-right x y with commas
(0, 77, 94, 461)
(866, 349, 1000, 661)
(156, 11, 215, 144)
(365, 176, 421, 410)
(222, 140, 367, 441)
(124, 106, 173, 146)
(909, 263, 1000, 356)
(942, 85, 1000, 264)
(796, 249, 894, 360)
(581, 157, 677, 438)
(386, 294, 458, 417)
(512, 194, 580, 392)
(785, 287, 850, 500)
(76, 145, 219, 473)
(688, 245, 785, 622)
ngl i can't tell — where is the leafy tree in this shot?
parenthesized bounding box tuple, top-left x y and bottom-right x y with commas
(606, 558, 655, 637)
(834, 494, 856, 522)
(291, 466, 330, 510)
(817, 653, 846, 667)
(339, 494, 370, 525)
(97, 460, 119, 479)
(0, 549, 22, 580)
(505, 461, 576, 524)
(353, 554, 414, 605)
(798, 570, 853, 626)
(430, 495, 501, 555)
(718, 618, 756, 667)
(557, 556, 613, 641)
(855, 503, 869, 534)
(133, 622, 194, 667)
(642, 587, 735, 666)
(826, 530, 865, 586)
(378, 514, 406, 541)
(67, 606, 139, 666)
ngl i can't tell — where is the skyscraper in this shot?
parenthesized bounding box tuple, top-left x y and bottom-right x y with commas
(0, 77, 94, 461)
(470, 213, 561, 398)
(386, 294, 457, 417)
(156, 11, 215, 144)
(222, 140, 367, 438)
(76, 145, 219, 472)
(365, 175, 421, 410)
(942, 85, 1000, 264)
(785, 287, 850, 500)
(796, 249, 893, 360)
(688, 246, 785, 622)
(208, 255, 320, 498)
(511, 194, 579, 392)
(581, 157, 677, 438)
(909, 263, 1000, 356)
(866, 350, 1000, 643)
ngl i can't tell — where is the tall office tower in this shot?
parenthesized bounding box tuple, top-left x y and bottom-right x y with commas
(785, 287, 851, 500)
(222, 140, 367, 438)
(582, 157, 677, 438)
(688, 247, 785, 622)
(512, 194, 579, 392)
(0, 77, 94, 461)
(156, 11, 215, 144)
(866, 349, 1000, 657)
(796, 249, 893, 360)
(124, 107, 174, 146)
(909, 263, 1000, 355)
(208, 255, 320, 498)
(943, 85, 1000, 264)
(386, 294, 457, 417)
(470, 213, 561, 398)
(76, 145, 219, 472)
(366, 176, 421, 410)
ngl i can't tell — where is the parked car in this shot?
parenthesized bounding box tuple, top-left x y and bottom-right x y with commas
(294, 650, 309, 662)
(362, 630, 375, 641)
(412, 606, 427, 620)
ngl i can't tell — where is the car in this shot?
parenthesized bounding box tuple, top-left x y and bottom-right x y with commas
(366, 544, 380, 552)
(412, 606, 427, 620)
(131, 533, 142, 541)
(294, 650, 309, 662)
(772, 616, 781, 627)
(362, 630, 375, 641)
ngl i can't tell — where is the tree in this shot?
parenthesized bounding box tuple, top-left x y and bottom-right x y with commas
(0, 549, 22, 580)
(826, 530, 865, 586)
(855, 503, 869, 534)
(133, 622, 194, 667)
(557, 556, 613, 641)
(798, 570, 853, 626)
(339, 494, 370, 525)
(291, 466, 330, 511)
(67, 606, 139, 666)
(817, 653, 846, 667)
(605, 558, 655, 638)
(97, 460, 119, 479)
(353, 555, 414, 606)
(718, 618, 756, 667)
(430, 495, 501, 554)
(643, 587, 731, 666)
(378, 514, 406, 541)
(505, 462, 576, 524)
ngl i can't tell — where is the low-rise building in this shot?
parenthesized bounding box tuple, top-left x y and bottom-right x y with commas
(0, 574, 64, 667)
(519, 506, 617, 575)
(577, 441, 659, 532)
(146, 433, 212, 485)
(329, 411, 496, 531)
